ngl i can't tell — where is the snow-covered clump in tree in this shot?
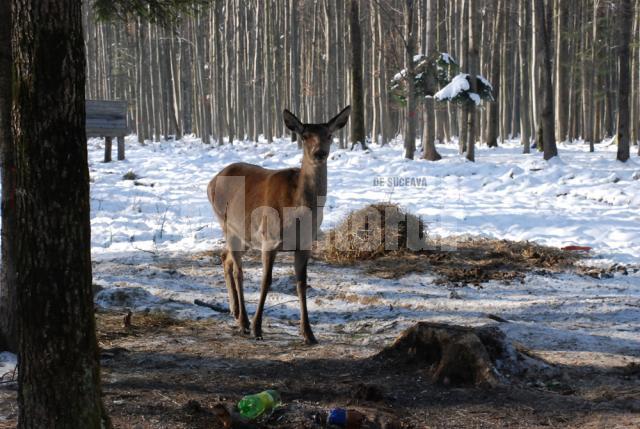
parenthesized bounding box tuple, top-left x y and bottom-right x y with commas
(389, 53, 492, 108)
(440, 52, 454, 65)
(434, 73, 494, 106)
(390, 52, 460, 105)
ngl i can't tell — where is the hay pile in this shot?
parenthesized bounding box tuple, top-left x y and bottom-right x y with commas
(321, 203, 427, 263)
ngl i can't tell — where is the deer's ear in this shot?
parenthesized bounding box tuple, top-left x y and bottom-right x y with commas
(327, 105, 351, 132)
(283, 109, 304, 134)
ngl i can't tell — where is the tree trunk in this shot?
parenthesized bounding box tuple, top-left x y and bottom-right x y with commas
(486, 0, 503, 148)
(349, 0, 366, 149)
(458, 0, 469, 154)
(422, 0, 441, 160)
(376, 5, 391, 146)
(403, 0, 417, 159)
(554, 0, 569, 142)
(616, 0, 633, 162)
(12, 0, 108, 426)
(533, 0, 558, 160)
(213, 1, 225, 143)
(290, 0, 301, 146)
(466, 0, 479, 162)
(0, 0, 17, 352)
(519, 0, 532, 154)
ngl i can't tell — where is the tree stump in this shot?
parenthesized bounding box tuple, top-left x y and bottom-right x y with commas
(376, 322, 528, 387)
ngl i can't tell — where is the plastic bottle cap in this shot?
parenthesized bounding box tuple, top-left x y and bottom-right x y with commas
(328, 408, 347, 426)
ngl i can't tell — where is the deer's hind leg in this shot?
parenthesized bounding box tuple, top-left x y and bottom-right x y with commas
(252, 249, 277, 340)
(227, 249, 250, 334)
(221, 250, 239, 319)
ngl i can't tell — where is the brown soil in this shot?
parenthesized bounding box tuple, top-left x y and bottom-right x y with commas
(3, 310, 638, 429)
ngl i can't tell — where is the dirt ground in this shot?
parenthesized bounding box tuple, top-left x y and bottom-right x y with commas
(1, 240, 639, 428)
(3, 309, 639, 428)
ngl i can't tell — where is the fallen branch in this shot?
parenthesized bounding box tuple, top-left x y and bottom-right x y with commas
(194, 299, 229, 313)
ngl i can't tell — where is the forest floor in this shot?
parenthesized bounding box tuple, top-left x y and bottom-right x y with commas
(1, 138, 640, 427)
(3, 240, 639, 428)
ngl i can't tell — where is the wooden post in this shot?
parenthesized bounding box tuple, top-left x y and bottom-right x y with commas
(104, 136, 112, 162)
(117, 135, 125, 160)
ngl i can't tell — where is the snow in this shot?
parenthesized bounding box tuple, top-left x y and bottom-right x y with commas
(0, 352, 17, 380)
(434, 73, 492, 105)
(84, 136, 638, 264)
(2, 135, 640, 365)
(392, 69, 407, 81)
(440, 52, 454, 64)
(478, 74, 493, 91)
(434, 73, 471, 102)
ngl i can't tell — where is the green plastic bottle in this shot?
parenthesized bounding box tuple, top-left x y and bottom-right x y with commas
(237, 389, 281, 420)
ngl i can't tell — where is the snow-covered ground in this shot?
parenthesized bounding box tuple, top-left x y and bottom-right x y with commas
(89, 135, 640, 264)
(85, 135, 640, 366)
(2, 136, 639, 368)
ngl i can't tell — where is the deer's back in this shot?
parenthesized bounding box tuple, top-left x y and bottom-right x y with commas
(208, 162, 301, 245)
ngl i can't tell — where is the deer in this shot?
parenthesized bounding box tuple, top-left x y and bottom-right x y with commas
(207, 106, 351, 344)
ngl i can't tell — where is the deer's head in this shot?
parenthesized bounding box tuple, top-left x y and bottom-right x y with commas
(283, 106, 351, 163)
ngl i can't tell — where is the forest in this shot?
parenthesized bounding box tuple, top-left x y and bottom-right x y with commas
(84, 0, 640, 161)
(0, 0, 639, 428)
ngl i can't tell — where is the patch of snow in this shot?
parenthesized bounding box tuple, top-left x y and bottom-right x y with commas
(0, 352, 17, 379)
(434, 73, 469, 101)
(478, 74, 493, 90)
(440, 52, 454, 64)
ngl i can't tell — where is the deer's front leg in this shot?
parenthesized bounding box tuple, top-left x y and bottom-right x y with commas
(253, 250, 277, 339)
(294, 250, 317, 345)
(228, 250, 250, 335)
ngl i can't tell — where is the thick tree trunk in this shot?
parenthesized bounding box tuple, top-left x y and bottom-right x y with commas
(12, 0, 108, 426)
(616, 0, 633, 162)
(422, 0, 441, 161)
(533, 0, 558, 160)
(349, 0, 366, 150)
(0, 0, 17, 352)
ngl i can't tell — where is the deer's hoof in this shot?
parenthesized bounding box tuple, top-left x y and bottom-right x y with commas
(252, 326, 263, 340)
(303, 333, 318, 345)
(235, 326, 250, 336)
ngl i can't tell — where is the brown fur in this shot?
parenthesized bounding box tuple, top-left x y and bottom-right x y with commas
(208, 107, 351, 344)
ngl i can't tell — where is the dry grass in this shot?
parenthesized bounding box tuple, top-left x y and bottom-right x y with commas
(319, 203, 427, 264)
(317, 203, 580, 285)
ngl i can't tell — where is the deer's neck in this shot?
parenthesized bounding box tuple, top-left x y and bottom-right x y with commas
(296, 157, 327, 209)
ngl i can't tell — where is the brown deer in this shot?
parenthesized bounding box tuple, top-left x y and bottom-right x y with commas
(208, 106, 351, 344)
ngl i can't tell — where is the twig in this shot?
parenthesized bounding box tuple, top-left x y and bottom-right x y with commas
(194, 299, 229, 313)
